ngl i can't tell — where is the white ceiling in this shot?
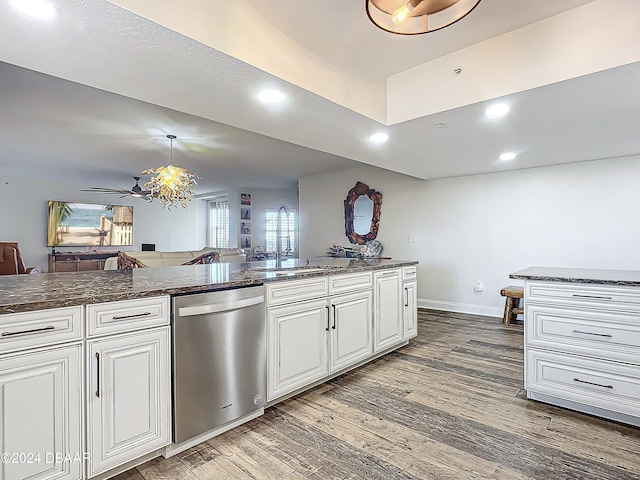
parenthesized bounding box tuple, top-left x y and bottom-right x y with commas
(263, 0, 597, 76)
(0, 61, 362, 191)
(0, 0, 639, 195)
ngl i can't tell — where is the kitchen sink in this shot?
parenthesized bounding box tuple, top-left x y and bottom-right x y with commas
(251, 266, 328, 275)
(270, 268, 326, 275)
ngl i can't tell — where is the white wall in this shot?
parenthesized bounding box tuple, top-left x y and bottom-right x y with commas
(299, 156, 640, 317)
(0, 175, 204, 271)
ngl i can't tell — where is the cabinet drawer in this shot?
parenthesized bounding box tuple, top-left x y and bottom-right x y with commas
(329, 272, 372, 295)
(526, 282, 640, 312)
(526, 305, 640, 364)
(402, 266, 417, 281)
(267, 278, 329, 306)
(0, 306, 83, 353)
(87, 296, 169, 337)
(526, 348, 640, 418)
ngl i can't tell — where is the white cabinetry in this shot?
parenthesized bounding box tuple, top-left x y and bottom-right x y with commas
(402, 266, 418, 340)
(330, 289, 373, 372)
(85, 297, 171, 478)
(373, 269, 403, 353)
(0, 296, 172, 480)
(267, 297, 329, 401)
(0, 345, 83, 480)
(0, 307, 83, 354)
(524, 281, 640, 426)
(267, 274, 373, 402)
(403, 281, 418, 340)
(0, 307, 83, 480)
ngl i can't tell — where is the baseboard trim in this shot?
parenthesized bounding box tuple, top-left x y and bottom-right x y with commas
(418, 298, 502, 318)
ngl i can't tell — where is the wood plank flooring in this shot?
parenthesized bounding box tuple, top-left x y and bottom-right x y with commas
(115, 310, 640, 480)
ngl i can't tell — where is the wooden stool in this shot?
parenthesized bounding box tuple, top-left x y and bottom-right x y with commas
(500, 286, 524, 325)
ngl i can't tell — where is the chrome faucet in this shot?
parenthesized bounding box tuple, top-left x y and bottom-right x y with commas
(275, 204, 290, 267)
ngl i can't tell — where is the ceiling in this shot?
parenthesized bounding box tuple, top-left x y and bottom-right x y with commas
(1, 0, 639, 195)
(263, 0, 597, 77)
(0, 61, 362, 191)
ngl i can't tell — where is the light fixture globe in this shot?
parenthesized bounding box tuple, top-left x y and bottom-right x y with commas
(366, 0, 482, 35)
(141, 135, 201, 210)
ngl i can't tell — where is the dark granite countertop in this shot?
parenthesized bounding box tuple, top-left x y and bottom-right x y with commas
(510, 267, 640, 286)
(0, 258, 418, 314)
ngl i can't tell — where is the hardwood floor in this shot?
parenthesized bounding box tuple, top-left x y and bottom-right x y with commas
(116, 310, 640, 480)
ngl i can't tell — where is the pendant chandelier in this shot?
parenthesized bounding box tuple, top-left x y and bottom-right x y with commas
(366, 0, 482, 35)
(141, 135, 201, 210)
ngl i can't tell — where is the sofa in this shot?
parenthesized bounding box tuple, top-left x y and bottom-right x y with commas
(103, 248, 247, 270)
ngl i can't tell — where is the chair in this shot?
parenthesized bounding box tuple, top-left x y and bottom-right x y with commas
(500, 286, 524, 325)
(0, 242, 40, 275)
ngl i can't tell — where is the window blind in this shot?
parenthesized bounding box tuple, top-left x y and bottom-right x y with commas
(208, 199, 229, 248)
(265, 209, 296, 253)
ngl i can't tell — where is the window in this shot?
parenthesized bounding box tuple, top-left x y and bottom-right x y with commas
(208, 198, 229, 248)
(266, 209, 296, 254)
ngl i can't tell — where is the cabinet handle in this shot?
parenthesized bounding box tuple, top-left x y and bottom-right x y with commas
(573, 378, 613, 389)
(572, 330, 613, 338)
(325, 306, 330, 331)
(332, 304, 336, 329)
(571, 294, 613, 301)
(1, 325, 55, 337)
(95, 353, 100, 398)
(404, 287, 409, 307)
(112, 311, 153, 320)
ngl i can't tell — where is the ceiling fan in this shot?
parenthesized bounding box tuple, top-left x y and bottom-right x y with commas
(82, 176, 153, 200)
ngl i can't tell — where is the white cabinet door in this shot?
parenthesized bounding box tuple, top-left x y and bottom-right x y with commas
(403, 281, 418, 340)
(330, 290, 373, 373)
(0, 344, 82, 480)
(87, 327, 170, 477)
(373, 269, 403, 353)
(267, 299, 329, 401)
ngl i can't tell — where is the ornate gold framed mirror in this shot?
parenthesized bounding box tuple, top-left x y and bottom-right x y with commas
(344, 181, 383, 244)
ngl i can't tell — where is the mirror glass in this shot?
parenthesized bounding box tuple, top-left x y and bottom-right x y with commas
(344, 181, 383, 245)
(353, 195, 374, 235)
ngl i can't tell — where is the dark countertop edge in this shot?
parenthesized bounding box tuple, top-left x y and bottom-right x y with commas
(509, 274, 640, 287)
(0, 279, 265, 315)
(253, 260, 419, 283)
(0, 261, 419, 315)
(509, 266, 640, 286)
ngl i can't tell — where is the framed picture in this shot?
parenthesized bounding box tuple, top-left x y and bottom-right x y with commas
(240, 193, 251, 205)
(241, 208, 251, 220)
(241, 236, 251, 248)
(241, 222, 251, 234)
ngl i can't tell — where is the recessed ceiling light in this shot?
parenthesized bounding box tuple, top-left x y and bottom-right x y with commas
(257, 89, 285, 104)
(368, 133, 388, 144)
(10, 0, 58, 19)
(485, 103, 510, 118)
(499, 152, 516, 161)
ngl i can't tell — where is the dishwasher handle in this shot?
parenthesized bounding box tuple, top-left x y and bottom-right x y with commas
(178, 295, 265, 317)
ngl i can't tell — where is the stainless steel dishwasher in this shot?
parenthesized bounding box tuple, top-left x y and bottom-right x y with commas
(172, 286, 266, 444)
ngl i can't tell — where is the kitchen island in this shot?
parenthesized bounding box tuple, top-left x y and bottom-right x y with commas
(0, 258, 418, 480)
(511, 266, 640, 428)
(0, 258, 416, 314)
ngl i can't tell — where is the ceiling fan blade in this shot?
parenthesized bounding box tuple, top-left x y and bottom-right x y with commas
(82, 177, 154, 200)
(81, 187, 133, 195)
